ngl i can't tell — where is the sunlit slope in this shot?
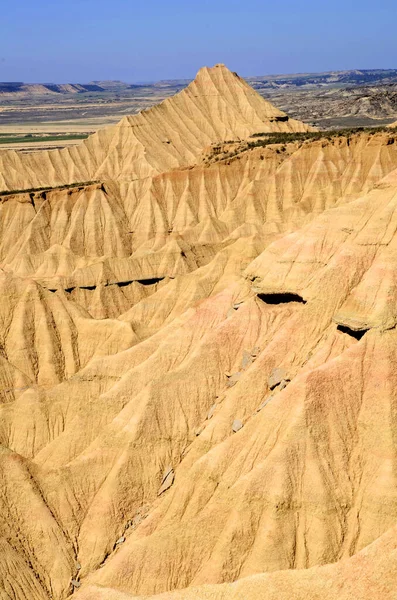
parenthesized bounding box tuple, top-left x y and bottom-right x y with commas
(0, 169, 396, 599)
(0, 132, 396, 323)
(56, 170, 397, 596)
(0, 64, 313, 191)
(0, 64, 397, 600)
(75, 525, 397, 600)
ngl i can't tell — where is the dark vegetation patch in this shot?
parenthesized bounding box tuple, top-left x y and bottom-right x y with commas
(206, 126, 396, 164)
(0, 133, 89, 145)
(0, 181, 101, 197)
(248, 126, 396, 146)
(0, 82, 25, 93)
(270, 115, 289, 122)
(257, 292, 307, 305)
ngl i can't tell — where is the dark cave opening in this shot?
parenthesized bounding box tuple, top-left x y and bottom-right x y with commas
(257, 292, 306, 305)
(337, 324, 368, 340)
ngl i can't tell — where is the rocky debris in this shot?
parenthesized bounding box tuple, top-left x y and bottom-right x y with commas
(241, 350, 253, 370)
(161, 465, 173, 483)
(76, 562, 81, 571)
(256, 379, 289, 413)
(194, 424, 205, 436)
(233, 301, 244, 309)
(180, 445, 190, 458)
(268, 367, 289, 390)
(207, 403, 217, 420)
(126, 506, 150, 531)
(251, 346, 261, 357)
(115, 536, 125, 546)
(256, 395, 274, 412)
(232, 419, 243, 433)
(71, 579, 81, 588)
(226, 372, 242, 387)
(227, 301, 245, 317)
(158, 468, 175, 496)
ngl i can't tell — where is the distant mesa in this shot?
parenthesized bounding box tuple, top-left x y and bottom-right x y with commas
(0, 81, 105, 94)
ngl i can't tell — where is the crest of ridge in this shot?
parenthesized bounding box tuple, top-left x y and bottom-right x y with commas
(0, 64, 314, 191)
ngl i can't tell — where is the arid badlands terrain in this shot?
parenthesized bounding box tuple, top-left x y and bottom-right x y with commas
(2, 67, 397, 152)
(0, 64, 397, 599)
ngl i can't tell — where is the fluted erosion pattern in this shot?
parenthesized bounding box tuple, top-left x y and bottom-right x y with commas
(0, 64, 312, 192)
(0, 64, 396, 600)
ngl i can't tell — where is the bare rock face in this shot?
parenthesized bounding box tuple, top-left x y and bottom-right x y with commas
(0, 64, 397, 600)
(267, 367, 289, 389)
(226, 372, 242, 387)
(158, 467, 175, 496)
(232, 419, 243, 433)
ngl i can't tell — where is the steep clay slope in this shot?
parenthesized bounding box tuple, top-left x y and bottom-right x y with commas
(1, 132, 397, 322)
(74, 525, 397, 600)
(0, 65, 396, 600)
(62, 170, 397, 597)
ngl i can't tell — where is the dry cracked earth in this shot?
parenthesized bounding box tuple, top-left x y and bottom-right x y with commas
(0, 64, 396, 600)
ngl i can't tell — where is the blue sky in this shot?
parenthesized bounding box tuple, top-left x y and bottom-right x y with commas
(1, 0, 396, 83)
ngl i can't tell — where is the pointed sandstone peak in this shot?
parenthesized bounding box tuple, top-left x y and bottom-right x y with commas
(0, 63, 314, 191)
(185, 62, 314, 132)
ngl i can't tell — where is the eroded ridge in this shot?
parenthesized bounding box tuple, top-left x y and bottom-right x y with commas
(0, 64, 397, 600)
